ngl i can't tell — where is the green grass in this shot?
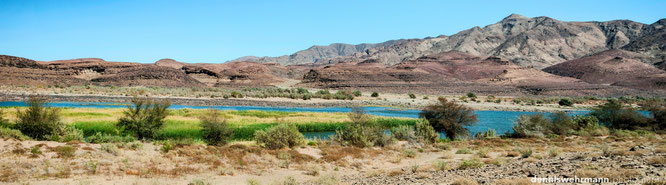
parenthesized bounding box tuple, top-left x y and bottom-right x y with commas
(72, 117, 416, 141)
(73, 121, 118, 136)
(156, 120, 203, 140)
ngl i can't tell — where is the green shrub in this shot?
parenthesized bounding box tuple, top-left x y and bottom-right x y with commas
(458, 158, 484, 169)
(296, 88, 310, 94)
(254, 123, 305, 149)
(15, 96, 65, 140)
(456, 147, 472, 154)
(302, 94, 312, 100)
(86, 133, 136, 143)
(315, 90, 331, 95)
(371, 92, 379, 97)
(332, 107, 393, 147)
(0, 127, 30, 140)
(231, 91, 243, 98)
(352, 91, 362, 97)
(30, 146, 42, 155)
(402, 149, 417, 158)
(414, 119, 438, 143)
(199, 109, 234, 146)
(161, 142, 173, 153)
(129, 142, 143, 150)
(116, 98, 171, 140)
(390, 125, 415, 140)
(466, 92, 477, 98)
(420, 97, 478, 140)
(558, 98, 574, 106)
(408, 93, 416, 99)
(46, 126, 84, 142)
(334, 91, 354, 100)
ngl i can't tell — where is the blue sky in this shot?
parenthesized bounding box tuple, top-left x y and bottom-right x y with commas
(1, 0, 665, 63)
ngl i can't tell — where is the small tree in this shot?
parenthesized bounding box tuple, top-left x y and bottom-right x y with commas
(371, 92, 379, 97)
(15, 96, 64, 140)
(117, 98, 171, 140)
(590, 101, 650, 130)
(199, 109, 234, 146)
(549, 111, 576, 135)
(558, 99, 574, 106)
(420, 97, 478, 140)
(511, 113, 551, 138)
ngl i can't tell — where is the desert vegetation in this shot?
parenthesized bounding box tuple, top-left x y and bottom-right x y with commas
(0, 95, 665, 184)
(420, 97, 478, 140)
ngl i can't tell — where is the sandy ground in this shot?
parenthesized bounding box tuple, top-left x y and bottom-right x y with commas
(1, 134, 664, 185)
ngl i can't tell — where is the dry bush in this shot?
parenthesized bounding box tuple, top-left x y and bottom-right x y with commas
(319, 146, 379, 162)
(53, 145, 76, 158)
(387, 169, 404, 176)
(506, 151, 520, 157)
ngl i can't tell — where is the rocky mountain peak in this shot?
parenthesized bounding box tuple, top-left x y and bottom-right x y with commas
(501, 14, 529, 22)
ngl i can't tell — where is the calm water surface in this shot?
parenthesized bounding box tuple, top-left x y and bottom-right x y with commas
(0, 101, 591, 139)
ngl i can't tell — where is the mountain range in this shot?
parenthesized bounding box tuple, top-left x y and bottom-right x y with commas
(1, 14, 665, 96)
(233, 14, 665, 69)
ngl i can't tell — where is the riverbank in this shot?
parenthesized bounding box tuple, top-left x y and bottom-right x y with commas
(0, 91, 583, 112)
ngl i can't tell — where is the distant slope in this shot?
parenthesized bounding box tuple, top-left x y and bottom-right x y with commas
(543, 49, 666, 90)
(300, 51, 637, 96)
(236, 14, 666, 69)
(230, 41, 406, 65)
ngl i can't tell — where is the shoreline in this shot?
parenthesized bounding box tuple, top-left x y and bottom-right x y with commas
(0, 92, 585, 112)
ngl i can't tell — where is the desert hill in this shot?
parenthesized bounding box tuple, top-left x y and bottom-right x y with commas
(543, 49, 666, 90)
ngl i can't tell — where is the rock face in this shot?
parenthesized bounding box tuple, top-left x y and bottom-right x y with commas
(236, 14, 665, 69)
(622, 18, 666, 69)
